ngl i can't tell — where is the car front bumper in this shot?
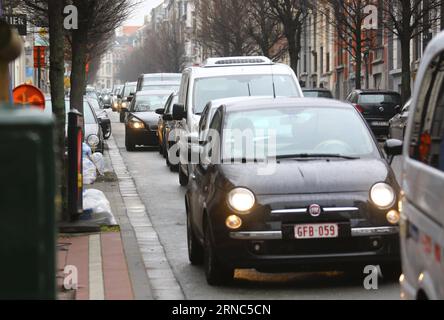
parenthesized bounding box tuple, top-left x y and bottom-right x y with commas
(213, 227, 400, 271)
(126, 127, 158, 146)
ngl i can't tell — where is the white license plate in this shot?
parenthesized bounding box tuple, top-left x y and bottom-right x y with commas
(372, 121, 389, 127)
(294, 223, 339, 239)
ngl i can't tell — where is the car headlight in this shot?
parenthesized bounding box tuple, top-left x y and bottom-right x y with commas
(87, 134, 100, 148)
(121, 102, 127, 109)
(129, 118, 145, 129)
(370, 183, 396, 209)
(227, 188, 255, 213)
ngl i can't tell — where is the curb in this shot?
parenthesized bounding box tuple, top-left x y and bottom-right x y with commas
(107, 136, 185, 300)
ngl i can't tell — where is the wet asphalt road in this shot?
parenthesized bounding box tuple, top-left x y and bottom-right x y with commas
(109, 111, 401, 300)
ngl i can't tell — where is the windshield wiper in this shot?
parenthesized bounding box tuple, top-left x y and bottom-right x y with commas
(276, 153, 360, 160)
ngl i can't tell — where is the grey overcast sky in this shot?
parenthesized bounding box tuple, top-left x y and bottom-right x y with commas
(124, 0, 163, 26)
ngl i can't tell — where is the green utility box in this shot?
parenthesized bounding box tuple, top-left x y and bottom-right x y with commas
(0, 106, 56, 300)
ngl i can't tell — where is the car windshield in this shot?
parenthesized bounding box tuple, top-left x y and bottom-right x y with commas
(45, 100, 96, 124)
(143, 75, 181, 83)
(142, 85, 179, 91)
(222, 107, 378, 161)
(132, 95, 170, 112)
(358, 94, 401, 105)
(304, 91, 333, 98)
(124, 85, 136, 97)
(88, 98, 101, 111)
(193, 74, 299, 114)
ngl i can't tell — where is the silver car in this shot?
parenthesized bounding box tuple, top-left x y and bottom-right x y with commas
(397, 30, 444, 300)
(44, 97, 105, 153)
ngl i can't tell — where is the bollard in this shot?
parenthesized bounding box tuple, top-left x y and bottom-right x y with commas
(67, 109, 84, 222)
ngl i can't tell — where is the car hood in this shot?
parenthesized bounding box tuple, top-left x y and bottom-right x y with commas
(218, 158, 394, 195)
(132, 112, 160, 125)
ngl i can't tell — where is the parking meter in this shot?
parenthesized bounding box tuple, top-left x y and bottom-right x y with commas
(67, 109, 84, 222)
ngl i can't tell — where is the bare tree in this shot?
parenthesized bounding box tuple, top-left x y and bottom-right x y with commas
(321, 0, 374, 90)
(195, 0, 255, 56)
(69, 0, 134, 113)
(381, 0, 442, 103)
(245, 0, 286, 59)
(267, 0, 310, 73)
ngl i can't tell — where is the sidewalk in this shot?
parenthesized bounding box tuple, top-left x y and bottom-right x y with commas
(56, 141, 153, 300)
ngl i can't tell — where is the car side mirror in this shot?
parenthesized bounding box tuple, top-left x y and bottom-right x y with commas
(394, 105, 401, 114)
(155, 108, 165, 115)
(172, 103, 186, 120)
(384, 139, 403, 164)
(117, 94, 122, 99)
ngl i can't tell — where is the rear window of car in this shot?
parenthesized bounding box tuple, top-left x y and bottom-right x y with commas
(358, 93, 401, 105)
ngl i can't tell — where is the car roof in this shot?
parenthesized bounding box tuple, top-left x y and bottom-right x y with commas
(141, 73, 181, 78)
(221, 97, 354, 113)
(136, 90, 174, 96)
(183, 61, 294, 79)
(142, 81, 180, 86)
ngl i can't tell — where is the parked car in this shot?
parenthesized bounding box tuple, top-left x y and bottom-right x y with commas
(124, 90, 172, 151)
(388, 99, 411, 140)
(186, 97, 401, 285)
(119, 81, 137, 123)
(172, 56, 304, 186)
(345, 90, 401, 139)
(156, 93, 177, 157)
(136, 73, 182, 92)
(44, 97, 105, 153)
(398, 31, 444, 300)
(87, 97, 112, 140)
(303, 88, 334, 99)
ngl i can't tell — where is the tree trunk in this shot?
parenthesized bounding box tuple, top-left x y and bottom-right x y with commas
(400, 36, 412, 104)
(286, 27, 299, 74)
(70, 28, 88, 114)
(355, 30, 362, 90)
(48, 0, 67, 221)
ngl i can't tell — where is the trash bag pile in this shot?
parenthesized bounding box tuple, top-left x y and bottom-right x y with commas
(83, 189, 117, 226)
(83, 143, 105, 185)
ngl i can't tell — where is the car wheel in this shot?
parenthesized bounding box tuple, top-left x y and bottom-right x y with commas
(179, 165, 188, 186)
(204, 222, 234, 286)
(187, 210, 204, 265)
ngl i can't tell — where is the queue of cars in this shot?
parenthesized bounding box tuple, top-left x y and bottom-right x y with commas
(117, 39, 444, 297)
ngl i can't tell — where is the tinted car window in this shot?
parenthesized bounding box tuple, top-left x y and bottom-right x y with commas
(142, 85, 179, 91)
(193, 75, 299, 114)
(358, 93, 401, 105)
(222, 107, 378, 160)
(303, 91, 333, 98)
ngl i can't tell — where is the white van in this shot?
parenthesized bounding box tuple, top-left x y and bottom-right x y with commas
(398, 31, 444, 300)
(171, 56, 303, 186)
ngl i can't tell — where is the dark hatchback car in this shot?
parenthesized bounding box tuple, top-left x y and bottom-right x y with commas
(303, 88, 334, 99)
(156, 93, 179, 166)
(345, 90, 401, 138)
(185, 98, 402, 285)
(124, 90, 172, 151)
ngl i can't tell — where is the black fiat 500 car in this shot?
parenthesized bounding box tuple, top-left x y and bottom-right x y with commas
(124, 90, 172, 151)
(185, 98, 402, 285)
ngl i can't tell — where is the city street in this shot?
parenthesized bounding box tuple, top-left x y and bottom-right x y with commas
(109, 111, 401, 300)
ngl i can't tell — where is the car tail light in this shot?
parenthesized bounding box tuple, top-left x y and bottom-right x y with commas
(353, 104, 364, 113)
